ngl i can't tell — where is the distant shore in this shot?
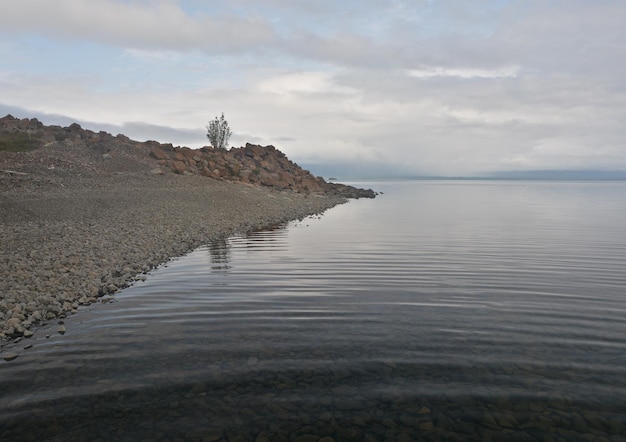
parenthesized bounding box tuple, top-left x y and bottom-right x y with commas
(0, 173, 346, 341)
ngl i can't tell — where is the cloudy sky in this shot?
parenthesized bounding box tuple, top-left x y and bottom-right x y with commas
(1, 0, 625, 177)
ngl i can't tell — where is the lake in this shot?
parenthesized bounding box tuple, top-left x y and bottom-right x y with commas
(2, 180, 626, 441)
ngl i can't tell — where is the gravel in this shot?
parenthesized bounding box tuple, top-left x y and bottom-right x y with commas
(0, 172, 346, 341)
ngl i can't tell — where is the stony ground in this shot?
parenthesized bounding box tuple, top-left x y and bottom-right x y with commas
(0, 171, 346, 341)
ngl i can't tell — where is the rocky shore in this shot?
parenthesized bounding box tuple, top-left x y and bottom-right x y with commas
(0, 115, 375, 342)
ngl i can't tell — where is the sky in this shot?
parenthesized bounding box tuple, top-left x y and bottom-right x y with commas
(1, 0, 625, 177)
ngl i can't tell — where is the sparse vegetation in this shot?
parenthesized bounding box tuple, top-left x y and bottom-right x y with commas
(206, 113, 232, 150)
(225, 163, 241, 177)
(0, 132, 41, 152)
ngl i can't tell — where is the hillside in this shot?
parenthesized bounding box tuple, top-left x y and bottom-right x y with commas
(0, 115, 375, 198)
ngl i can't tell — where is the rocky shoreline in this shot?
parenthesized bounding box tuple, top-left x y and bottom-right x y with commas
(0, 115, 376, 343)
(0, 173, 347, 342)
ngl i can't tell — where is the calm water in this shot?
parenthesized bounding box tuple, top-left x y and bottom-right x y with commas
(2, 180, 626, 441)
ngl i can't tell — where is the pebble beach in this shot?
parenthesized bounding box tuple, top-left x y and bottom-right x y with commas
(0, 173, 346, 342)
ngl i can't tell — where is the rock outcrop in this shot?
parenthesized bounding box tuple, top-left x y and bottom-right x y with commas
(0, 115, 376, 199)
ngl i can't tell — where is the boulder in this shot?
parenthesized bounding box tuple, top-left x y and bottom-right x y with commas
(180, 147, 196, 160)
(278, 171, 295, 185)
(151, 148, 169, 160)
(3, 353, 18, 362)
(260, 173, 280, 188)
(300, 178, 323, 193)
(172, 161, 186, 174)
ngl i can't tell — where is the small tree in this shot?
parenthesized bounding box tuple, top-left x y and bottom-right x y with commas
(206, 113, 232, 149)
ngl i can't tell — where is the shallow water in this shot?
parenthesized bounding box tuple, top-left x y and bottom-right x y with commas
(2, 180, 626, 441)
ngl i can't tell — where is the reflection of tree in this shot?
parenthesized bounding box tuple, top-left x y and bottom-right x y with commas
(208, 238, 231, 273)
(208, 224, 290, 272)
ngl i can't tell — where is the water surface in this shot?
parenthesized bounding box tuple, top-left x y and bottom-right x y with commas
(2, 180, 626, 441)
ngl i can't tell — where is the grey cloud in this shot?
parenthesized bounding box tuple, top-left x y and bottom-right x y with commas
(0, 0, 277, 53)
(3, 0, 625, 74)
(485, 1, 626, 80)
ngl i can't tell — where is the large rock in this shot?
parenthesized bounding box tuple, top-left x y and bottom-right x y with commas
(300, 178, 322, 193)
(260, 174, 279, 188)
(151, 148, 169, 160)
(171, 160, 187, 174)
(3, 352, 18, 362)
(180, 147, 196, 160)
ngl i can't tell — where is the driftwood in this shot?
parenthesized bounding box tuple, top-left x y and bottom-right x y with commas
(0, 169, 28, 176)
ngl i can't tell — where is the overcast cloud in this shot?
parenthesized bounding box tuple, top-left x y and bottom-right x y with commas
(1, 0, 625, 176)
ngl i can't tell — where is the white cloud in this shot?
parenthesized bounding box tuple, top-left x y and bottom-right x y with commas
(408, 66, 519, 79)
(255, 71, 355, 95)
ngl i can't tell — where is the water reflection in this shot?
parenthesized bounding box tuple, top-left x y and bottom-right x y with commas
(234, 223, 289, 250)
(208, 224, 290, 274)
(2, 181, 626, 441)
(208, 237, 231, 273)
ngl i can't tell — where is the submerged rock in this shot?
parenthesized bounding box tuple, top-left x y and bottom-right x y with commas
(2, 352, 18, 361)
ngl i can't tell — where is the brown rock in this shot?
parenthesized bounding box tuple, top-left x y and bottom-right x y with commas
(278, 171, 295, 185)
(180, 148, 196, 160)
(260, 174, 279, 187)
(172, 161, 186, 174)
(251, 144, 266, 157)
(150, 148, 169, 160)
(274, 180, 290, 190)
(300, 179, 322, 193)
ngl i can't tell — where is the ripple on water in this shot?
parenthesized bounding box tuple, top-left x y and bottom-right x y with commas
(2, 181, 626, 440)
